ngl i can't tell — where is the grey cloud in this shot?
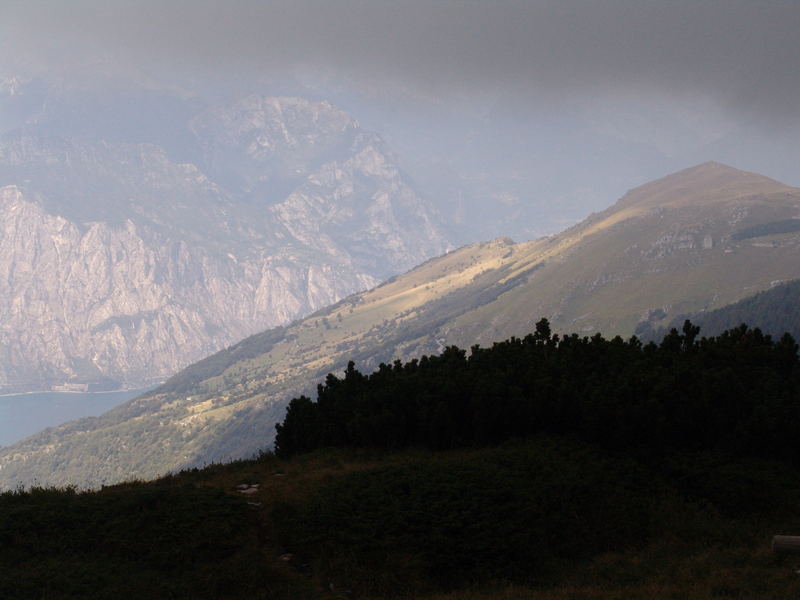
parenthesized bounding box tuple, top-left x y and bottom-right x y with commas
(2, 0, 800, 119)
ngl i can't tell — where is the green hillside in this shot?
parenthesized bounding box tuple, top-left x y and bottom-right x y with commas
(4, 162, 800, 488)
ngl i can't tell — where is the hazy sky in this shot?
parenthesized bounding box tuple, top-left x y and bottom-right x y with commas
(2, 0, 799, 240)
(3, 0, 799, 120)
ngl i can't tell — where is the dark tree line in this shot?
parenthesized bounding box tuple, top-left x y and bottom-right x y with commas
(275, 319, 800, 460)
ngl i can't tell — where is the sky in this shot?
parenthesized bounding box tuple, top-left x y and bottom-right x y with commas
(3, 0, 798, 118)
(2, 0, 799, 240)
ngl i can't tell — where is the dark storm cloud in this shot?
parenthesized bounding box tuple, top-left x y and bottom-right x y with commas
(3, 0, 800, 118)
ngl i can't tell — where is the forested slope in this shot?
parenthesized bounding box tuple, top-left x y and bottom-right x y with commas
(275, 319, 800, 459)
(638, 279, 800, 342)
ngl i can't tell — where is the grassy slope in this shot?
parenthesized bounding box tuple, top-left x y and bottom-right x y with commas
(4, 440, 800, 600)
(4, 162, 800, 488)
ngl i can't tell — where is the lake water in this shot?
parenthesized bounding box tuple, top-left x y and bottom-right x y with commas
(0, 388, 151, 447)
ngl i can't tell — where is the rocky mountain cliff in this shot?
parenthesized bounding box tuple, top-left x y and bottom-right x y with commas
(0, 93, 449, 391)
(2, 162, 799, 488)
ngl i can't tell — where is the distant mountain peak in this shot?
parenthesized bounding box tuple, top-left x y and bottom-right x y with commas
(675, 160, 781, 181)
(613, 161, 793, 212)
(191, 95, 359, 155)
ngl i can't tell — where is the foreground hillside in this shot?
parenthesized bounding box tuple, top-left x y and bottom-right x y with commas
(4, 162, 800, 488)
(3, 323, 800, 599)
(5, 443, 800, 600)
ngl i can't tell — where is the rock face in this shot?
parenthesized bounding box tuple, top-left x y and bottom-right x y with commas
(0, 95, 450, 391)
(191, 95, 445, 280)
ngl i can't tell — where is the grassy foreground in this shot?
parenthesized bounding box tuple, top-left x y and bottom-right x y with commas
(3, 437, 800, 599)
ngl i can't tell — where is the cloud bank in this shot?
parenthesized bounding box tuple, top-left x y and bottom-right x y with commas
(2, 0, 799, 121)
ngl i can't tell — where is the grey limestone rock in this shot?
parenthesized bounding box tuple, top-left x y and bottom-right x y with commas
(0, 95, 450, 391)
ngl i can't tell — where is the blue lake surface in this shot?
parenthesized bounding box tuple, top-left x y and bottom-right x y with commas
(0, 388, 151, 447)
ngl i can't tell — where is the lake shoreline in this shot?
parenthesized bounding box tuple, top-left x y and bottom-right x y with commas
(0, 385, 161, 398)
(0, 387, 157, 446)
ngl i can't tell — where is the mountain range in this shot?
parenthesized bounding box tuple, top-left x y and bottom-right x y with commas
(0, 86, 449, 391)
(1, 161, 799, 488)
